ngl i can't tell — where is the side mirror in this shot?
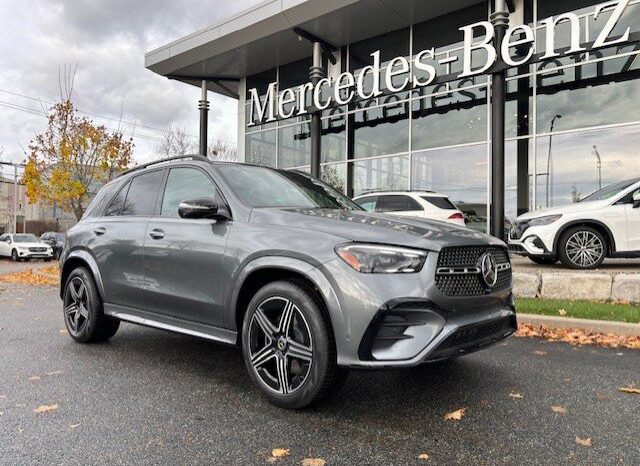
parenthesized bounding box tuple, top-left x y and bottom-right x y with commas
(178, 197, 230, 220)
(632, 191, 640, 208)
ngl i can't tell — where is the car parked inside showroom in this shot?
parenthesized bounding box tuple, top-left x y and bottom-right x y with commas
(353, 191, 466, 226)
(60, 156, 516, 409)
(40, 231, 66, 259)
(0, 233, 54, 261)
(509, 177, 640, 269)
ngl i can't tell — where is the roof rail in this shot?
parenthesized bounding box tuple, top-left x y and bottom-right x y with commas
(118, 154, 210, 178)
(358, 189, 435, 196)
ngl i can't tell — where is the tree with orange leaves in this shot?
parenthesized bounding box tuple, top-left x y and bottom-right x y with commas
(25, 100, 133, 220)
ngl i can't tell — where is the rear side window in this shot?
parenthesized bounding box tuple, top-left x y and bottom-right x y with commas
(104, 181, 130, 216)
(376, 195, 422, 212)
(421, 196, 457, 210)
(160, 168, 217, 217)
(354, 196, 378, 211)
(120, 170, 164, 216)
(84, 181, 120, 218)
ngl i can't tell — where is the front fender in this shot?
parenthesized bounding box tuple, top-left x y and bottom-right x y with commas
(60, 249, 106, 301)
(226, 256, 347, 355)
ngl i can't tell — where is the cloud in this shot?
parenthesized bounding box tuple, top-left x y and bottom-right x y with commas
(0, 0, 260, 167)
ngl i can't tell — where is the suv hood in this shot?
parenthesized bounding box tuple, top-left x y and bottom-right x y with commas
(516, 199, 610, 220)
(250, 208, 504, 251)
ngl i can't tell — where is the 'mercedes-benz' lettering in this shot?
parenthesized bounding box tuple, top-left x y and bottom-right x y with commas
(247, 0, 632, 126)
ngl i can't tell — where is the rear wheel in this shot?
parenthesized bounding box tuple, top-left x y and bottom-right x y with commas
(558, 226, 606, 269)
(241, 280, 347, 409)
(63, 267, 119, 343)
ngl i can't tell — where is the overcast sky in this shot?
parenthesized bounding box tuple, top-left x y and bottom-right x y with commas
(0, 0, 260, 172)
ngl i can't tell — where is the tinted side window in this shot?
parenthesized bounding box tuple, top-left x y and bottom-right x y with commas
(84, 181, 119, 218)
(354, 196, 378, 212)
(161, 168, 217, 217)
(104, 181, 130, 216)
(377, 195, 422, 212)
(120, 170, 164, 216)
(422, 196, 457, 210)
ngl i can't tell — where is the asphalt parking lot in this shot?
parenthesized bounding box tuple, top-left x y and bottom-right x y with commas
(1, 281, 639, 465)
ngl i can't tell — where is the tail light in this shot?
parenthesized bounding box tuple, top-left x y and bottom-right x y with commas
(448, 212, 464, 221)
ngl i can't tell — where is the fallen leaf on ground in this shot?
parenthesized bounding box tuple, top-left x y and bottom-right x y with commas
(301, 459, 326, 466)
(59, 329, 67, 334)
(533, 350, 547, 355)
(33, 404, 58, 414)
(509, 392, 523, 399)
(575, 437, 592, 447)
(619, 386, 640, 395)
(271, 448, 290, 458)
(0, 266, 59, 286)
(46, 370, 64, 376)
(28, 376, 41, 381)
(70, 423, 81, 429)
(551, 405, 567, 413)
(418, 453, 430, 461)
(516, 323, 640, 350)
(557, 308, 567, 316)
(444, 407, 466, 421)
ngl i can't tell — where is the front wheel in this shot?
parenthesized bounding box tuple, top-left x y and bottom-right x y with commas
(63, 267, 120, 343)
(241, 281, 347, 409)
(11, 249, 18, 262)
(558, 226, 606, 269)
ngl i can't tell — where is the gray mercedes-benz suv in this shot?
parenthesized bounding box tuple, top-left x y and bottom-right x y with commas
(60, 155, 516, 409)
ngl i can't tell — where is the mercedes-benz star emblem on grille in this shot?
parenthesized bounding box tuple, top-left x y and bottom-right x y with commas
(480, 252, 498, 288)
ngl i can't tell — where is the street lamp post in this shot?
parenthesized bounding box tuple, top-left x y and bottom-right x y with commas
(545, 114, 562, 207)
(592, 145, 602, 190)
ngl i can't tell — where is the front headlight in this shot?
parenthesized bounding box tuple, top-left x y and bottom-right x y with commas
(335, 244, 427, 273)
(527, 214, 562, 227)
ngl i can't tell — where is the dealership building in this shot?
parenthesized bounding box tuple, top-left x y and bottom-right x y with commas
(146, 0, 640, 233)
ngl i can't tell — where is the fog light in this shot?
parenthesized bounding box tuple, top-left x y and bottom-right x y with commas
(524, 236, 545, 255)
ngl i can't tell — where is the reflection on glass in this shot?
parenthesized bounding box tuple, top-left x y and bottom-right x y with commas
(246, 131, 276, 168)
(411, 144, 488, 231)
(535, 124, 640, 209)
(322, 113, 346, 163)
(321, 163, 347, 193)
(352, 155, 410, 196)
(505, 139, 534, 222)
(506, 76, 532, 138)
(350, 28, 409, 72)
(352, 102, 409, 158)
(412, 86, 487, 150)
(278, 123, 311, 168)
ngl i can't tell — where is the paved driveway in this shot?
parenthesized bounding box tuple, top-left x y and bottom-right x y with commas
(0, 258, 53, 275)
(0, 284, 638, 465)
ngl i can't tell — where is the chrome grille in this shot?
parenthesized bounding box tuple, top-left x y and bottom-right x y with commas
(435, 246, 511, 296)
(28, 247, 47, 252)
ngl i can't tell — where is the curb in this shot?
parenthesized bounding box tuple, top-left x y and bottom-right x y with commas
(518, 313, 640, 337)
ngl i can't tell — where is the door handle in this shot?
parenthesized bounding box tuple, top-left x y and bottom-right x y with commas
(149, 228, 165, 240)
(94, 227, 106, 236)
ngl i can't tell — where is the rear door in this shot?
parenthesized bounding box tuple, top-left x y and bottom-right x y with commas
(376, 195, 423, 218)
(89, 169, 164, 309)
(143, 166, 230, 327)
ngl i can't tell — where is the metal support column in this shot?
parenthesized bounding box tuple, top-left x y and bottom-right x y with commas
(309, 41, 324, 178)
(199, 80, 209, 157)
(490, 1, 509, 240)
(13, 164, 18, 233)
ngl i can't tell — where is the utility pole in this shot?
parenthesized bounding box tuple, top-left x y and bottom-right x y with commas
(592, 145, 602, 190)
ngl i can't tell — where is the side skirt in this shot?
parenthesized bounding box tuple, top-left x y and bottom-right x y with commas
(610, 251, 640, 259)
(104, 303, 237, 345)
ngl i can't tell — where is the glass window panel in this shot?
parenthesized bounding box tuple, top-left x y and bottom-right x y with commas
(279, 57, 312, 90)
(505, 138, 534, 223)
(352, 102, 409, 158)
(354, 195, 378, 211)
(322, 112, 346, 163)
(121, 170, 163, 217)
(377, 195, 422, 212)
(245, 68, 277, 99)
(535, 124, 640, 209)
(536, 59, 640, 133)
(278, 123, 311, 168)
(350, 28, 409, 72)
(506, 76, 532, 138)
(412, 86, 487, 150)
(411, 144, 488, 231)
(245, 130, 276, 168)
(104, 181, 130, 217)
(320, 163, 347, 193)
(352, 155, 410, 196)
(161, 168, 217, 217)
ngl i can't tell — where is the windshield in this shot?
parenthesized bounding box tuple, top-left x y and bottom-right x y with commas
(579, 178, 640, 202)
(14, 234, 39, 243)
(217, 164, 362, 210)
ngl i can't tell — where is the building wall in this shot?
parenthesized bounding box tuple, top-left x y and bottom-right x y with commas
(239, 0, 640, 231)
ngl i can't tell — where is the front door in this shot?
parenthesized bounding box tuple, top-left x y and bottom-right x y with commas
(143, 166, 230, 327)
(0, 234, 10, 256)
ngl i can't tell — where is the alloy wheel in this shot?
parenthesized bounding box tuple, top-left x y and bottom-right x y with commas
(65, 277, 90, 336)
(565, 230, 604, 268)
(248, 296, 313, 395)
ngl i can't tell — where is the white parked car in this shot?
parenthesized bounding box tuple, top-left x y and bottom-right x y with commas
(509, 177, 640, 269)
(0, 233, 54, 262)
(353, 191, 466, 226)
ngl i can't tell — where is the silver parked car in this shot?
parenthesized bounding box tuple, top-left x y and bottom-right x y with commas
(60, 155, 516, 409)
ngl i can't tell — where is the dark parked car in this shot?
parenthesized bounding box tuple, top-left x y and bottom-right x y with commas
(40, 232, 66, 259)
(60, 155, 516, 409)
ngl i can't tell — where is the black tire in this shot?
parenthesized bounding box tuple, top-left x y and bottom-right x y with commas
(241, 280, 347, 409)
(62, 267, 119, 343)
(558, 226, 607, 269)
(11, 249, 18, 262)
(528, 256, 557, 265)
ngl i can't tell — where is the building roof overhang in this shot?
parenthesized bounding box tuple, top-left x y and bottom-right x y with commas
(145, 0, 484, 99)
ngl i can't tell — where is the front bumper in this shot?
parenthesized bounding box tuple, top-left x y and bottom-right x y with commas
(319, 247, 516, 369)
(15, 250, 53, 259)
(508, 224, 557, 257)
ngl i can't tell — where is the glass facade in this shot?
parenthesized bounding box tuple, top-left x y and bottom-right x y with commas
(243, 0, 640, 230)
